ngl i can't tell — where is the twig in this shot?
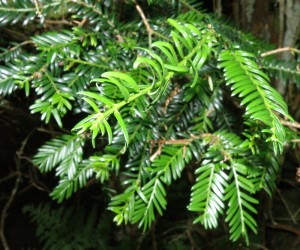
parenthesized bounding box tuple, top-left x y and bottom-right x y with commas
(186, 230, 200, 250)
(134, 0, 171, 42)
(27, 163, 51, 193)
(151, 138, 194, 146)
(273, 217, 300, 222)
(17, 130, 34, 157)
(276, 188, 297, 225)
(267, 223, 300, 236)
(0, 41, 34, 59)
(249, 243, 269, 250)
(0, 158, 21, 250)
(34, 0, 42, 16)
(44, 19, 73, 26)
(73, 18, 88, 27)
(134, 1, 153, 47)
(280, 179, 300, 189)
(136, 232, 148, 250)
(37, 127, 62, 135)
(0, 28, 28, 41)
(281, 120, 300, 129)
(294, 207, 300, 218)
(0, 131, 33, 250)
(163, 87, 180, 114)
(149, 137, 196, 161)
(261, 47, 300, 57)
(135, 2, 153, 36)
(0, 172, 18, 185)
(151, 226, 157, 250)
(293, 237, 300, 248)
(9, 40, 33, 49)
(19, 156, 33, 164)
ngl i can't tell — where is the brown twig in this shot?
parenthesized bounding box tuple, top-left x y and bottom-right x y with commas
(267, 223, 300, 236)
(0, 40, 34, 59)
(134, 1, 153, 47)
(261, 47, 300, 57)
(186, 229, 200, 250)
(0, 172, 18, 185)
(294, 207, 300, 220)
(44, 19, 73, 26)
(276, 188, 297, 225)
(151, 138, 194, 146)
(10, 40, 34, 49)
(0, 131, 33, 250)
(73, 18, 88, 27)
(0, 158, 21, 250)
(273, 217, 300, 222)
(34, 0, 42, 16)
(249, 243, 269, 250)
(17, 131, 34, 157)
(163, 87, 180, 114)
(27, 162, 51, 193)
(136, 232, 148, 250)
(291, 139, 300, 143)
(149, 138, 195, 161)
(149, 133, 218, 161)
(135, 2, 153, 36)
(37, 127, 64, 136)
(281, 120, 300, 129)
(0, 28, 28, 41)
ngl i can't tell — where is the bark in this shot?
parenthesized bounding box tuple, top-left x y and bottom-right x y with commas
(278, 0, 300, 94)
(283, 0, 300, 57)
(241, 0, 256, 29)
(213, 0, 223, 17)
